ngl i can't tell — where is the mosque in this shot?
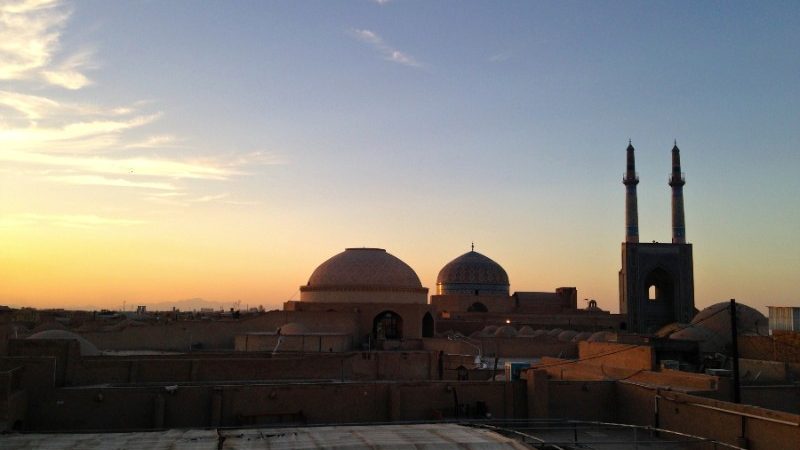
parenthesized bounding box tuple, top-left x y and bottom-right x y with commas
(280, 245, 603, 349)
(267, 141, 698, 349)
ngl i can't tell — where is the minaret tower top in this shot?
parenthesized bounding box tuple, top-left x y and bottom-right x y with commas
(669, 141, 687, 244)
(623, 140, 639, 243)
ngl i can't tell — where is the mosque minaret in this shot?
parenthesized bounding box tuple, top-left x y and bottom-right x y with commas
(669, 141, 687, 244)
(623, 140, 640, 243)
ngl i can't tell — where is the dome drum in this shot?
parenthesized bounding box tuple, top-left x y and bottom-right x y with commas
(435, 283, 509, 296)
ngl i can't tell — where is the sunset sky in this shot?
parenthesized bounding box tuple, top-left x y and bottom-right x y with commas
(1, 0, 798, 313)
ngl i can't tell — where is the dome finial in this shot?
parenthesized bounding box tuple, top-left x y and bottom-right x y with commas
(471, 241, 475, 252)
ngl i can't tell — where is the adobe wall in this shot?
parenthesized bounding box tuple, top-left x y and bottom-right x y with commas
(81, 312, 358, 351)
(234, 334, 352, 353)
(656, 390, 799, 449)
(430, 295, 516, 314)
(613, 382, 656, 426)
(739, 334, 800, 363)
(284, 302, 435, 341)
(7, 339, 81, 386)
(741, 385, 800, 414)
(26, 380, 526, 431)
(577, 341, 654, 370)
(423, 337, 577, 359)
(534, 357, 719, 392)
(739, 357, 789, 383)
(547, 380, 616, 421)
(437, 313, 622, 336)
(68, 351, 439, 385)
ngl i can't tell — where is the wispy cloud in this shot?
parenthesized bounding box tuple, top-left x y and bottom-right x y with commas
(0, 213, 145, 229)
(0, 0, 286, 215)
(349, 28, 420, 67)
(371, 0, 392, 5)
(0, 0, 93, 89)
(1, 150, 238, 180)
(0, 90, 129, 121)
(43, 175, 178, 191)
(0, 91, 283, 192)
(191, 193, 229, 203)
(123, 135, 183, 149)
(488, 50, 513, 63)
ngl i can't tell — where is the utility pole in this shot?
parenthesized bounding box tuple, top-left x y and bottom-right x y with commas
(730, 299, 741, 404)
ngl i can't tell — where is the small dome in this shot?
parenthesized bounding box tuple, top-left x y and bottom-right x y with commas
(494, 325, 518, 338)
(670, 325, 728, 354)
(546, 328, 563, 337)
(572, 331, 593, 342)
(530, 329, 548, 338)
(278, 322, 309, 335)
(666, 301, 768, 354)
(518, 325, 536, 336)
(557, 330, 578, 342)
(436, 250, 510, 296)
(655, 322, 688, 338)
(587, 331, 615, 342)
(27, 330, 100, 356)
(482, 325, 498, 335)
(691, 302, 768, 337)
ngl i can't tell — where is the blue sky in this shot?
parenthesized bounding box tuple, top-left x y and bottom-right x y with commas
(1, 0, 798, 312)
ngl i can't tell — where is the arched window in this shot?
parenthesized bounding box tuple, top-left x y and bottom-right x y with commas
(422, 312, 434, 338)
(644, 268, 675, 304)
(373, 311, 403, 340)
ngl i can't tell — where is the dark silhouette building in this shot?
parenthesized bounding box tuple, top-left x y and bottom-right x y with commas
(619, 142, 695, 333)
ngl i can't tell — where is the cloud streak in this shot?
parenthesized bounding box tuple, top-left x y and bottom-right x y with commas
(0, 0, 285, 211)
(1, 150, 238, 180)
(0, 0, 93, 89)
(0, 212, 146, 229)
(0, 91, 284, 194)
(43, 175, 178, 190)
(349, 28, 420, 67)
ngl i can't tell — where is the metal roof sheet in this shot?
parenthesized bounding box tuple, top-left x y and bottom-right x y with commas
(221, 424, 530, 450)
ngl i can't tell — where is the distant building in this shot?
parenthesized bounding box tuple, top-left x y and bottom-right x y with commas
(768, 306, 800, 333)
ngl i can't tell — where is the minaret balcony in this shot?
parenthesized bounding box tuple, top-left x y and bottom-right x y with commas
(669, 172, 685, 186)
(623, 172, 639, 184)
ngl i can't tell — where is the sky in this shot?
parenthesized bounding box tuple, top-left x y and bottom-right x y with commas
(0, 0, 798, 314)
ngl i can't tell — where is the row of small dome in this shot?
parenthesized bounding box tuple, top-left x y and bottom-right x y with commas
(444, 326, 616, 343)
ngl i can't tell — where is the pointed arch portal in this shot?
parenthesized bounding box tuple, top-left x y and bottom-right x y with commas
(373, 311, 403, 340)
(642, 267, 676, 330)
(422, 312, 434, 338)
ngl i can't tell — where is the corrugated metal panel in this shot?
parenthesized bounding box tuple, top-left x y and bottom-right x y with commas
(221, 424, 530, 450)
(0, 425, 529, 450)
(769, 306, 800, 332)
(0, 429, 218, 450)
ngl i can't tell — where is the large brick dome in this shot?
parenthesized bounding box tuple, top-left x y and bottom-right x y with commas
(300, 248, 428, 304)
